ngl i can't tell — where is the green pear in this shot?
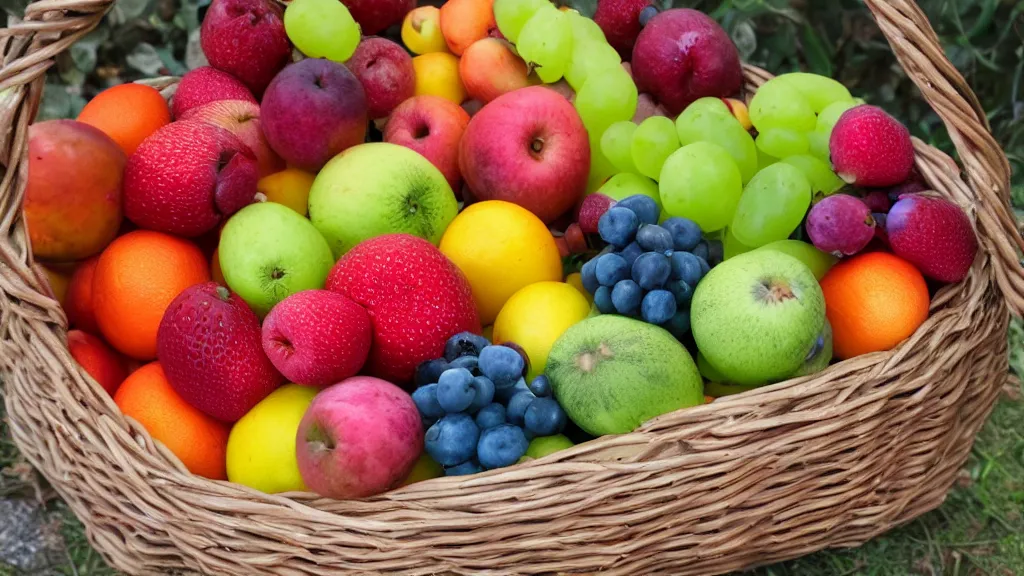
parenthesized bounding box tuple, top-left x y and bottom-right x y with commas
(308, 142, 458, 258)
(219, 202, 334, 316)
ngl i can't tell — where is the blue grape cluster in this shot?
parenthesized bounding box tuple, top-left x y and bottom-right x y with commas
(411, 332, 568, 476)
(581, 195, 717, 339)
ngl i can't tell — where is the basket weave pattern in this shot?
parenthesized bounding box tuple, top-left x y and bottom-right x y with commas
(2, 1, 1024, 574)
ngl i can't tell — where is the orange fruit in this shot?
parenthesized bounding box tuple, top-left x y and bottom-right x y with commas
(114, 362, 229, 479)
(77, 84, 170, 156)
(65, 256, 100, 334)
(93, 230, 210, 360)
(819, 251, 929, 360)
(67, 330, 128, 396)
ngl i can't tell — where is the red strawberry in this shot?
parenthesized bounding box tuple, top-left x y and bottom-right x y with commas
(123, 121, 259, 237)
(829, 105, 915, 188)
(171, 66, 256, 119)
(577, 193, 617, 235)
(564, 223, 588, 253)
(594, 0, 654, 59)
(200, 0, 291, 96)
(886, 193, 978, 283)
(157, 282, 284, 422)
(326, 234, 480, 386)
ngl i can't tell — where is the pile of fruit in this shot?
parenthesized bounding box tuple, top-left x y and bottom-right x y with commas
(28, 0, 979, 499)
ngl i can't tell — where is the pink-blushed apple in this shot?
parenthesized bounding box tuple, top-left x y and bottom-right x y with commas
(340, 0, 415, 35)
(383, 95, 470, 194)
(296, 376, 423, 499)
(200, 0, 292, 96)
(459, 37, 530, 103)
(261, 290, 373, 387)
(458, 86, 590, 223)
(261, 58, 368, 172)
(344, 37, 416, 120)
(179, 99, 284, 178)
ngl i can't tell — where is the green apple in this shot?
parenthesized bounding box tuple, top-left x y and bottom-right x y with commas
(756, 239, 838, 280)
(790, 319, 833, 377)
(226, 384, 318, 494)
(219, 202, 334, 316)
(308, 142, 458, 258)
(691, 250, 825, 385)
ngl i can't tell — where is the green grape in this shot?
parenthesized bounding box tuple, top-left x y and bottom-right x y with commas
(675, 97, 757, 184)
(493, 0, 548, 44)
(816, 100, 859, 134)
(597, 172, 661, 210)
(568, 10, 606, 44)
(284, 0, 360, 62)
(723, 227, 756, 260)
(756, 128, 809, 159)
(600, 121, 639, 174)
(775, 73, 853, 113)
(565, 41, 621, 91)
(517, 6, 573, 84)
(587, 133, 617, 193)
(658, 142, 742, 232)
(757, 147, 779, 171)
(575, 66, 637, 136)
(807, 131, 830, 162)
(748, 77, 816, 132)
(730, 163, 812, 247)
(631, 116, 679, 181)
(781, 155, 844, 197)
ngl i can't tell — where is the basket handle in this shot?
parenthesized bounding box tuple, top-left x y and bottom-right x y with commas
(865, 0, 1024, 316)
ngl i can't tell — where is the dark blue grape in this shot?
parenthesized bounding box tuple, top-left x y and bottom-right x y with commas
(477, 425, 529, 470)
(692, 239, 710, 261)
(667, 279, 694, 307)
(581, 257, 599, 294)
(467, 376, 495, 412)
(594, 285, 615, 313)
(669, 251, 703, 286)
(696, 256, 710, 277)
(707, 239, 724, 266)
(412, 383, 444, 420)
(495, 377, 530, 403)
(528, 375, 552, 397)
(444, 332, 490, 361)
(414, 358, 448, 386)
(597, 207, 640, 247)
(619, 242, 643, 269)
(479, 345, 524, 389)
(524, 397, 567, 436)
(641, 290, 677, 325)
(595, 253, 629, 287)
(661, 217, 702, 252)
(631, 252, 671, 290)
(616, 194, 660, 225)
(448, 355, 479, 374)
(436, 368, 476, 413)
(425, 413, 479, 466)
(664, 310, 692, 339)
(475, 403, 506, 429)
(611, 279, 643, 315)
(506, 392, 535, 426)
(635, 224, 674, 252)
(445, 460, 482, 476)
(638, 4, 659, 26)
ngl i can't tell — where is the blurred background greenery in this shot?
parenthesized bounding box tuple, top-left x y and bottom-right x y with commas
(1, 0, 1022, 574)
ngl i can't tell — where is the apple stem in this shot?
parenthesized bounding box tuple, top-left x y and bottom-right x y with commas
(254, 192, 267, 203)
(215, 286, 231, 301)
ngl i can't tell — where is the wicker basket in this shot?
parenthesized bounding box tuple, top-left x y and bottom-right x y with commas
(3, 1, 1024, 574)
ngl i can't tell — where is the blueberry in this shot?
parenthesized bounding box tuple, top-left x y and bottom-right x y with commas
(412, 383, 444, 420)
(467, 376, 495, 412)
(664, 309, 691, 339)
(506, 391, 536, 426)
(632, 252, 671, 290)
(619, 242, 643, 269)
(475, 403, 507, 429)
(594, 285, 615, 313)
(445, 460, 482, 476)
(616, 194, 660, 225)
(641, 290, 677, 325)
(581, 257, 600, 294)
(444, 332, 490, 361)
(661, 217, 702, 252)
(669, 251, 703, 286)
(524, 397, 568, 436)
(611, 279, 643, 315)
(479, 345, 525, 388)
(696, 256, 710, 277)
(692, 239, 710, 261)
(707, 239, 724, 266)
(449, 355, 480, 374)
(595, 253, 630, 287)
(414, 358, 448, 386)
(436, 368, 477, 413)
(477, 424, 530, 469)
(636, 225, 674, 252)
(425, 413, 479, 466)
(598, 207, 640, 247)
(528, 375, 552, 397)
(495, 377, 530, 403)
(667, 279, 694, 306)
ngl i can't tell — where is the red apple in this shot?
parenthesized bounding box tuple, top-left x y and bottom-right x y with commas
(344, 37, 415, 120)
(179, 99, 284, 178)
(200, 0, 292, 96)
(384, 95, 471, 194)
(340, 0, 415, 35)
(171, 66, 256, 119)
(459, 86, 590, 223)
(261, 58, 368, 172)
(459, 38, 530, 103)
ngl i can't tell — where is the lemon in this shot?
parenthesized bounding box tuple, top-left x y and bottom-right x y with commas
(492, 281, 590, 380)
(412, 52, 466, 104)
(226, 384, 318, 494)
(564, 272, 592, 303)
(257, 168, 316, 215)
(440, 201, 563, 325)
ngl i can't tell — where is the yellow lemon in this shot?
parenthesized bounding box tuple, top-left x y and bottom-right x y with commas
(493, 281, 591, 380)
(399, 453, 444, 486)
(226, 384, 318, 493)
(440, 201, 563, 325)
(401, 6, 449, 55)
(564, 272, 592, 303)
(412, 52, 467, 104)
(257, 168, 316, 215)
